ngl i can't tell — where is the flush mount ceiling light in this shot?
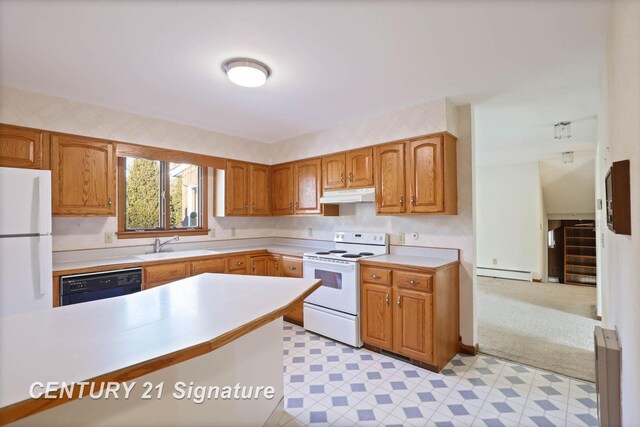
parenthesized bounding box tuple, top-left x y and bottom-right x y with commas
(223, 58, 270, 88)
(554, 121, 572, 140)
(562, 151, 575, 164)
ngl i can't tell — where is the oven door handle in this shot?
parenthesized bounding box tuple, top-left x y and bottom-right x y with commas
(303, 259, 357, 271)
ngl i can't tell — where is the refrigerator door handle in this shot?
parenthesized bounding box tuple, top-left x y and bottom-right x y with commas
(37, 236, 52, 296)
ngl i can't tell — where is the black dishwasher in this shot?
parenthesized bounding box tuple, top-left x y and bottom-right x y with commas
(60, 268, 142, 306)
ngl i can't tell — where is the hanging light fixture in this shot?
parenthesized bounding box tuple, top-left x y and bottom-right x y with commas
(223, 58, 271, 88)
(562, 151, 574, 164)
(554, 121, 572, 140)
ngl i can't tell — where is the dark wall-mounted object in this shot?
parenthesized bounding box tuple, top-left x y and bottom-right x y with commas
(605, 160, 631, 235)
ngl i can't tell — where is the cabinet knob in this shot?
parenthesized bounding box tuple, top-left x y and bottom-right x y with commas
(289, 266, 296, 270)
(348, 172, 353, 182)
(410, 195, 416, 206)
(235, 262, 243, 266)
(399, 196, 404, 206)
(340, 173, 344, 183)
(371, 274, 381, 280)
(275, 262, 279, 271)
(295, 202, 299, 210)
(108, 197, 112, 206)
(385, 294, 389, 305)
(252, 265, 256, 271)
(397, 296, 401, 307)
(252, 202, 256, 211)
(407, 279, 418, 285)
(245, 203, 248, 210)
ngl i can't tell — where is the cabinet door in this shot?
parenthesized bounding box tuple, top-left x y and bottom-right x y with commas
(322, 153, 345, 190)
(374, 142, 406, 214)
(393, 288, 434, 363)
(0, 124, 44, 169)
(267, 255, 281, 277)
(51, 135, 116, 216)
(407, 136, 444, 213)
(190, 258, 225, 275)
(361, 282, 393, 350)
(250, 255, 269, 275)
(294, 158, 322, 214)
(346, 147, 374, 188)
(249, 164, 270, 216)
(225, 161, 248, 215)
(144, 262, 189, 289)
(271, 163, 294, 215)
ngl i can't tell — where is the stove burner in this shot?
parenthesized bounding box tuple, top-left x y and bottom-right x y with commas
(342, 254, 362, 258)
(329, 250, 347, 254)
(315, 251, 331, 255)
(359, 252, 374, 256)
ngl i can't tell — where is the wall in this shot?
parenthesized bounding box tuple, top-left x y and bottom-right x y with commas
(476, 161, 545, 279)
(539, 151, 596, 217)
(0, 86, 278, 251)
(270, 101, 477, 346)
(597, 0, 640, 423)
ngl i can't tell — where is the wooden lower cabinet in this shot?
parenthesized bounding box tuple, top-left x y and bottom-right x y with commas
(190, 258, 225, 275)
(250, 255, 269, 276)
(280, 256, 304, 324)
(144, 261, 190, 289)
(360, 261, 459, 371)
(393, 287, 434, 363)
(361, 282, 393, 350)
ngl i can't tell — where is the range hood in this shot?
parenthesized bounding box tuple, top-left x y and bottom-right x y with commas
(319, 188, 376, 204)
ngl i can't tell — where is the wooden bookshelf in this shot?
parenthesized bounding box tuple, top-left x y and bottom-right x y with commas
(564, 226, 597, 286)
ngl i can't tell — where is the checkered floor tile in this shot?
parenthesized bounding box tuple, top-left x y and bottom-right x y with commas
(274, 322, 598, 427)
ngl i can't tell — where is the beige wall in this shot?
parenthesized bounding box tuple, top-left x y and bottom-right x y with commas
(597, 0, 640, 424)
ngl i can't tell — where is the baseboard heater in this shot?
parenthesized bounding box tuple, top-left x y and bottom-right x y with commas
(477, 267, 532, 282)
(594, 326, 621, 427)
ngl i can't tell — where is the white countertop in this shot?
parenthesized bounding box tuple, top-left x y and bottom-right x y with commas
(53, 244, 324, 272)
(366, 254, 458, 269)
(0, 274, 320, 408)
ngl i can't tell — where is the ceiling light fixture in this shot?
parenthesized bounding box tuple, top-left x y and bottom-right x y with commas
(562, 151, 574, 164)
(223, 58, 270, 88)
(554, 121, 572, 140)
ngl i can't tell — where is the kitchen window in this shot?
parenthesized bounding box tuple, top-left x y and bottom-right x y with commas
(117, 156, 208, 238)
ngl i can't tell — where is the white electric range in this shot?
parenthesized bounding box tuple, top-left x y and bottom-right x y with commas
(302, 231, 389, 347)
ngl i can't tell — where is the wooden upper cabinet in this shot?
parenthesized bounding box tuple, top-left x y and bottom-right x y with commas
(0, 124, 45, 170)
(271, 163, 294, 215)
(346, 147, 374, 188)
(374, 142, 406, 214)
(407, 135, 457, 214)
(294, 158, 322, 214)
(393, 287, 434, 363)
(322, 153, 346, 190)
(51, 134, 116, 216)
(361, 282, 393, 350)
(225, 160, 249, 215)
(249, 164, 270, 216)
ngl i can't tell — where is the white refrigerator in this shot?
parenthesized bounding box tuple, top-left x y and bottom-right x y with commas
(0, 167, 53, 316)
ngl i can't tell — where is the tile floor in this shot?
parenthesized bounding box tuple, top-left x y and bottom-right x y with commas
(275, 322, 598, 427)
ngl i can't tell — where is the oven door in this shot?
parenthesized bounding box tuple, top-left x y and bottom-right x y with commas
(303, 258, 358, 315)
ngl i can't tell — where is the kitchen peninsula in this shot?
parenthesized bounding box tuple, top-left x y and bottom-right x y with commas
(0, 273, 321, 426)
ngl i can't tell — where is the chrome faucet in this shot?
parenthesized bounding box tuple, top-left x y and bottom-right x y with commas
(154, 236, 179, 253)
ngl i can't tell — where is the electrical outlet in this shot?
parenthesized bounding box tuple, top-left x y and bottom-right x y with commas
(209, 228, 216, 238)
(411, 232, 419, 240)
(308, 227, 313, 237)
(104, 232, 114, 244)
(399, 233, 405, 244)
(231, 228, 236, 237)
(492, 258, 498, 265)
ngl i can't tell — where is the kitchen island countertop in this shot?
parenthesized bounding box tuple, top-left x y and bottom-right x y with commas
(0, 273, 321, 421)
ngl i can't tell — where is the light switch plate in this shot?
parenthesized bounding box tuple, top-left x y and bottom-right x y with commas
(231, 228, 236, 237)
(399, 233, 405, 244)
(104, 232, 114, 244)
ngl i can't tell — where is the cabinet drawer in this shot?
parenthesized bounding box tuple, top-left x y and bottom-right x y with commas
(191, 258, 225, 275)
(361, 266, 391, 285)
(226, 255, 247, 272)
(282, 257, 303, 277)
(393, 270, 433, 292)
(144, 262, 188, 285)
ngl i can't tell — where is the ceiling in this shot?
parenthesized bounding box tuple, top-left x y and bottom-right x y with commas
(0, 1, 610, 144)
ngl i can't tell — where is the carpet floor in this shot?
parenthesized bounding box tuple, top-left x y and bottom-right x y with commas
(477, 276, 599, 382)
